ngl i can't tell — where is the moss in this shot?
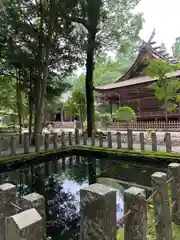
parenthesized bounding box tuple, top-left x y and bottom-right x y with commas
(74, 146, 180, 163)
(0, 147, 73, 165)
(1, 144, 180, 167)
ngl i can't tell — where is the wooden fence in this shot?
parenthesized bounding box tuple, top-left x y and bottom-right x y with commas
(80, 162, 180, 239)
(0, 129, 179, 156)
(110, 120, 180, 131)
(52, 120, 180, 131)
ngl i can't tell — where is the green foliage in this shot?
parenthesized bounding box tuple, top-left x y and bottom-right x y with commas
(116, 106, 136, 123)
(146, 59, 179, 79)
(95, 111, 101, 122)
(146, 59, 180, 116)
(64, 89, 86, 122)
(100, 113, 112, 129)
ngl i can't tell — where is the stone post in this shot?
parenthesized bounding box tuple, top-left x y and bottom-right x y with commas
(151, 132, 157, 151)
(124, 187, 147, 240)
(52, 133, 58, 149)
(80, 183, 116, 240)
(107, 132, 112, 148)
(62, 157, 66, 171)
(139, 132, 145, 151)
(21, 192, 46, 237)
(99, 132, 103, 147)
(5, 208, 44, 240)
(10, 136, 16, 155)
(83, 131, 87, 145)
(91, 133, 95, 146)
(116, 132, 121, 149)
(61, 131, 65, 147)
(35, 134, 41, 152)
(75, 129, 80, 145)
(0, 183, 17, 240)
(68, 156, 73, 169)
(68, 132, 73, 146)
(23, 133, 29, 154)
(127, 129, 133, 149)
(44, 133, 50, 150)
(168, 163, 180, 224)
(151, 172, 172, 240)
(165, 133, 172, 152)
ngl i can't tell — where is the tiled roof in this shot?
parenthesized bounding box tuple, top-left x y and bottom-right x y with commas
(95, 70, 180, 91)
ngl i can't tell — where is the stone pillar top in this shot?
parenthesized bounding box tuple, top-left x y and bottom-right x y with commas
(8, 208, 42, 229)
(169, 163, 180, 168)
(0, 183, 16, 191)
(124, 186, 145, 198)
(81, 183, 116, 196)
(23, 193, 44, 202)
(151, 172, 167, 181)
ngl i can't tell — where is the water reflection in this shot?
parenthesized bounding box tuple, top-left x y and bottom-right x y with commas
(0, 156, 124, 239)
(0, 156, 167, 239)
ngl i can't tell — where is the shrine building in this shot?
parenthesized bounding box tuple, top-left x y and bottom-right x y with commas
(95, 32, 180, 121)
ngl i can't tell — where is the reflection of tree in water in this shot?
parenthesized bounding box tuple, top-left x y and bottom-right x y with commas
(44, 176, 80, 240)
(24, 163, 80, 240)
(66, 162, 88, 184)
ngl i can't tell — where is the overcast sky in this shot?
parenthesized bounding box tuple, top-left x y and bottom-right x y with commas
(135, 0, 180, 53)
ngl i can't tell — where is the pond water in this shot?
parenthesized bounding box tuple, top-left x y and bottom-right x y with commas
(0, 155, 167, 239)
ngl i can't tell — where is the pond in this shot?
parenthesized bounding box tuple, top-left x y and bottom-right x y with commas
(0, 155, 167, 239)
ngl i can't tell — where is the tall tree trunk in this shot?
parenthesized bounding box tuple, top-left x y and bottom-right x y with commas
(85, 33, 95, 137)
(85, 0, 101, 137)
(16, 76, 22, 144)
(28, 77, 33, 144)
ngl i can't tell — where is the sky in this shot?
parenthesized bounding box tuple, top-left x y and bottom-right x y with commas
(135, 0, 180, 53)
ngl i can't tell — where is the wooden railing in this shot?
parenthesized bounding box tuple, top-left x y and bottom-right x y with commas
(110, 120, 180, 130)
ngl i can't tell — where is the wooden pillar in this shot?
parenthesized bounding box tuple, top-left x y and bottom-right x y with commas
(109, 99, 112, 115)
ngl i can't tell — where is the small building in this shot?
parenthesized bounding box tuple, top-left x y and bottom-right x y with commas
(95, 32, 180, 121)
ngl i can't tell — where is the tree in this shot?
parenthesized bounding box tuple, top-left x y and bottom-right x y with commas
(146, 59, 180, 131)
(65, 0, 143, 137)
(172, 37, 180, 60)
(0, 0, 82, 138)
(116, 106, 136, 128)
(64, 89, 86, 129)
(100, 113, 112, 130)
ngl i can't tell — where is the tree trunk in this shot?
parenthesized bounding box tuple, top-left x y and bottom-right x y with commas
(85, 33, 95, 137)
(28, 91, 33, 144)
(16, 76, 22, 144)
(165, 110, 168, 132)
(34, 72, 46, 136)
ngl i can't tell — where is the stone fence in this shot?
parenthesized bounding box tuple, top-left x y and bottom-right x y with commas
(0, 129, 178, 156)
(80, 162, 180, 240)
(0, 183, 46, 240)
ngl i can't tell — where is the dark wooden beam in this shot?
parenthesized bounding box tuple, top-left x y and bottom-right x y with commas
(157, 50, 166, 54)
(150, 41, 156, 45)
